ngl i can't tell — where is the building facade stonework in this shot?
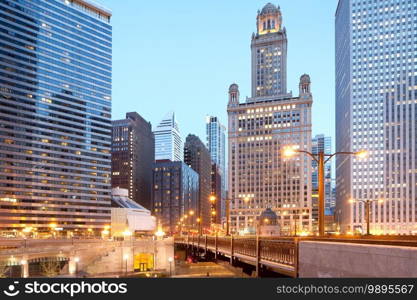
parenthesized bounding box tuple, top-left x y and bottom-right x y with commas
(227, 3, 313, 235)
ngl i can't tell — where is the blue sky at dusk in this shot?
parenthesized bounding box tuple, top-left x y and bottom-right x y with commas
(99, 0, 338, 148)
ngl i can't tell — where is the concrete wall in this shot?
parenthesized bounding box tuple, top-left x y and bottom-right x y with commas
(85, 238, 174, 276)
(299, 241, 417, 278)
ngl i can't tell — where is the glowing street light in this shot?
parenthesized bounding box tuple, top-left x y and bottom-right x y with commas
(350, 198, 384, 235)
(282, 145, 368, 236)
(168, 257, 174, 277)
(196, 217, 202, 235)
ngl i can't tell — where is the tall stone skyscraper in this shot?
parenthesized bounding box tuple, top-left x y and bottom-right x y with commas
(227, 3, 313, 235)
(184, 134, 212, 229)
(206, 116, 226, 219)
(154, 112, 183, 162)
(0, 0, 112, 235)
(112, 112, 155, 209)
(251, 3, 287, 98)
(336, 0, 417, 234)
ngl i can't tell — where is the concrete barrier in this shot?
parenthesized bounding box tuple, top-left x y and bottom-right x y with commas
(299, 241, 417, 277)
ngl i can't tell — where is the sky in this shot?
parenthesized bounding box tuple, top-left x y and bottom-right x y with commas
(99, 0, 338, 150)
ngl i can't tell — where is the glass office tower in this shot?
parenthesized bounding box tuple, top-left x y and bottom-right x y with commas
(0, 0, 112, 236)
(336, 0, 417, 234)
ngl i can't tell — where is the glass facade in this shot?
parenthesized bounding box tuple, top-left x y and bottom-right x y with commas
(336, 0, 417, 234)
(206, 115, 226, 219)
(0, 0, 112, 235)
(312, 135, 333, 213)
(154, 112, 182, 162)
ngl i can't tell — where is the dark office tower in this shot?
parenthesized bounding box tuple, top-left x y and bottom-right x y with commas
(210, 163, 222, 224)
(112, 112, 155, 209)
(184, 134, 212, 229)
(0, 0, 112, 236)
(152, 161, 199, 233)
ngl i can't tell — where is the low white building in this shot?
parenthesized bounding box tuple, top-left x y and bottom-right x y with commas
(111, 188, 156, 237)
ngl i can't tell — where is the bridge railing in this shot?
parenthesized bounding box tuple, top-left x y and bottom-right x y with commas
(174, 235, 298, 277)
(260, 239, 297, 267)
(234, 237, 256, 258)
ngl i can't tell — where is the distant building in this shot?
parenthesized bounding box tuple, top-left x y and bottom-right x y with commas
(311, 135, 333, 213)
(152, 161, 199, 233)
(227, 3, 313, 235)
(206, 116, 227, 219)
(258, 208, 280, 237)
(112, 112, 155, 209)
(184, 134, 212, 229)
(154, 112, 183, 162)
(111, 188, 156, 238)
(210, 163, 222, 224)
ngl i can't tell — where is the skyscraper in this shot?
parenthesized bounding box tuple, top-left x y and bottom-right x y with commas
(152, 161, 199, 233)
(154, 112, 183, 162)
(184, 134, 212, 229)
(0, 0, 112, 235)
(336, 0, 417, 234)
(112, 112, 155, 209)
(227, 3, 313, 235)
(206, 116, 226, 219)
(210, 163, 222, 224)
(312, 135, 333, 214)
(251, 3, 287, 97)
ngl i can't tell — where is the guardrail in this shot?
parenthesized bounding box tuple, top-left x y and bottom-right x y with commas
(175, 235, 298, 277)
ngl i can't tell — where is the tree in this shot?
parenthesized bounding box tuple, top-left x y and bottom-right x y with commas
(40, 260, 61, 277)
(0, 260, 10, 278)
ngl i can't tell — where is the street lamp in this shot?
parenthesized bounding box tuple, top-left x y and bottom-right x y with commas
(349, 198, 384, 235)
(123, 254, 128, 275)
(283, 146, 368, 236)
(74, 257, 79, 277)
(168, 257, 173, 277)
(196, 217, 202, 236)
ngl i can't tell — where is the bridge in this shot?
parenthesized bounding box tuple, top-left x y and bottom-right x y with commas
(175, 235, 417, 278)
(0, 238, 174, 277)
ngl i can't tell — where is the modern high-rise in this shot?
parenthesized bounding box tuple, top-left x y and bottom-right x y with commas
(206, 116, 226, 219)
(336, 0, 417, 234)
(312, 135, 333, 213)
(184, 134, 212, 229)
(227, 3, 313, 235)
(112, 112, 155, 209)
(152, 161, 199, 233)
(154, 112, 182, 162)
(0, 0, 112, 235)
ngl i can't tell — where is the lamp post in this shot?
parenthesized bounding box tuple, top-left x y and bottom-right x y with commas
(349, 199, 383, 235)
(196, 217, 202, 236)
(123, 254, 128, 276)
(283, 146, 368, 236)
(225, 197, 230, 236)
(168, 257, 173, 277)
(209, 194, 216, 225)
(74, 257, 79, 277)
